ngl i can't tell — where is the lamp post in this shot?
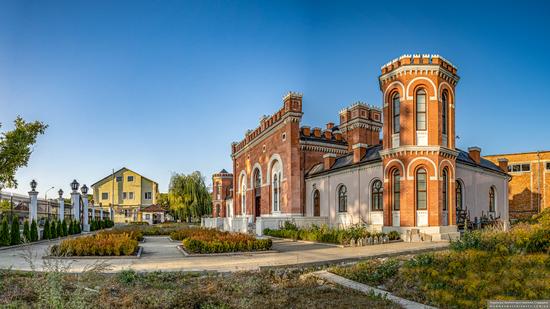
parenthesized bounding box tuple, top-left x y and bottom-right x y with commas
(45, 186, 54, 220)
(81, 184, 89, 231)
(58, 189, 64, 221)
(29, 179, 39, 223)
(70, 179, 80, 222)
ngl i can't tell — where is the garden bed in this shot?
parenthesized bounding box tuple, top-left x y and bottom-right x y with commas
(171, 228, 273, 254)
(263, 222, 401, 246)
(48, 231, 141, 258)
(44, 246, 143, 259)
(176, 244, 276, 257)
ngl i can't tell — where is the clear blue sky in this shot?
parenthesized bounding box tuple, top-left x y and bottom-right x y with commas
(1, 0, 549, 196)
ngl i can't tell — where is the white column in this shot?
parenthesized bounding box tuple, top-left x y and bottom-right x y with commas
(82, 195, 90, 232)
(100, 207, 104, 221)
(58, 197, 64, 221)
(29, 190, 38, 223)
(109, 206, 114, 221)
(71, 192, 80, 222)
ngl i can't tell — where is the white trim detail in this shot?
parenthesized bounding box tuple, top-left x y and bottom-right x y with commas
(406, 77, 438, 100)
(406, 157, 438, 181)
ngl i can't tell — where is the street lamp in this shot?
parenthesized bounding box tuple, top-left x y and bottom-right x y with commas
(30, 179, 37, 191)
(71, 179, 79, 192)
(45, 186, 54, 220)
(81, 184, 88, 195)
(58, 189, 63, 198)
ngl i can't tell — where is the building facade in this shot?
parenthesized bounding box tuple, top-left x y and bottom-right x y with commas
(211, 169, 233, 218)
(91, 167, 159, 223)
(485, 151, 550, 219)
(208, 54, 511, 240)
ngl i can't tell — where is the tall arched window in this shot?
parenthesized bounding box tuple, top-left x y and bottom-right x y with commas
(442, 91, 448, 135)
(392, 93, 400, 134)
(216, 204, 221, 217)
(216, 182, 222, 200)
(456, 180, 463, 210)
(272, 173, 280, 212)
(392, 170, 400, 211)
(416, 168, 427, 210)
(371, 180, 383, 211)
(338, 185, 347, 212)
(416, 89, 427, 131)
(313, 189, 320, 216)
(442, 168, 448, 211)
(489, 187, 496, 212)
(240, 176, 246, 215)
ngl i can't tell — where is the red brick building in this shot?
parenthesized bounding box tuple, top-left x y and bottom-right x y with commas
(208, 54, 511, 239)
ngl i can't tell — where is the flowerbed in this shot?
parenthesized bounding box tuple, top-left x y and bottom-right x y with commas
(263, 222, 400, 245)
(330, 210, 550, 308)
(51, 232, 139, 256)
(114, 222, 194, 236)
(171, 228, 272, 254)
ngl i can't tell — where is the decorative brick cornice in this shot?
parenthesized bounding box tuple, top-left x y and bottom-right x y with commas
(379, 146, 459, 159)
(300, 140, 348, 155)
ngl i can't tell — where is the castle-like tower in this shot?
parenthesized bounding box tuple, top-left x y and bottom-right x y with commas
(339, 102, 382, 150)
(211, 169, 233, 217)
(378, 54, 460, 229)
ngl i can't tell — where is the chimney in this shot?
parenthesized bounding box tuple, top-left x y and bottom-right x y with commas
(323, 153, 336, 170)
(498, 158, 509, 172)
(302, 126, 311, 136)
(468, 146, 481, 164)
(323, 130, 332, 140)
(326, 122, 335, 130)
(352, 143, 368, 163)
(334, 132, 342, 141)
(313, 127, 322, 138)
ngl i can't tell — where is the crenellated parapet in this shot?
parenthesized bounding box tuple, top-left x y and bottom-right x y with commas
(231, 91, 303, 155)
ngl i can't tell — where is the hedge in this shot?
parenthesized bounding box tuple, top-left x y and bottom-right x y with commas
(172, 228, 272, 254)
(52, 232, 138, 256)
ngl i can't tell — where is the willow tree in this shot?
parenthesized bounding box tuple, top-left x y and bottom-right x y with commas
(168, 171, 211, 222)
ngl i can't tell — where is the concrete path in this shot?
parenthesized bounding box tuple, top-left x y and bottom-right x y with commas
(0, 236, 449, 273)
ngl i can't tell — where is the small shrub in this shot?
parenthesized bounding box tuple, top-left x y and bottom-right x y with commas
(23, 220, 30, 242)
(56, 220, 62, 237)
(61, 220, 67, 237)
(30, 219, 38, 242)
(387, 231, 401, 240)
(10, 219, 20, 245)
(50, 220, 57, 239)
(118, 269, 137, 284)
(43, 219, 51, 240)
(0, 217, 10, 246)
(175, 228, 272, 253)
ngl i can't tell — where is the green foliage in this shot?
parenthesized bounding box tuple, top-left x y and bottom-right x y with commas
(56, 220, 62, 237)
(50, 220, 57, 238)
(53, 232, 139, 256)
(0, 116, 47, 189)
(172, 227, 272, 253)
(387, 231, 401, 240)
(61, 220, 67, 237)
(117, 269, 137, 285)
(331, 259, 400, 286)
(43, 219, 51, 240)
(0, 217, 10, 245)
(168, 171, 211, 221)
(30, 219, 38, 241)
(23, 220, 30, 241)
(10, 219, 20, 245)
(264, 223, 389, 245)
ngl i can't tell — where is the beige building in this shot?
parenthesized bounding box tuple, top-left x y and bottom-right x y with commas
(91, 167, 159, 223)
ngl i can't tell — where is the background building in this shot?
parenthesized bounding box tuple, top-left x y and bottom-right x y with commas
(91, 167, 159, 223)
(485, 151, 550, 219)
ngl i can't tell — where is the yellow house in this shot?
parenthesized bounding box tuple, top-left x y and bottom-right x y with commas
(91, 167, 159, 223)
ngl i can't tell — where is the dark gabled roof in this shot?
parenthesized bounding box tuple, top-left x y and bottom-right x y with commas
(91, 167, 158, 187)
(306, 145, 508, 178)
(141, 204, 167, 213)
(219, 169, 229, 174)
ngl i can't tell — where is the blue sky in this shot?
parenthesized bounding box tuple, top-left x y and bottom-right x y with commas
(1, 0, 549, 196)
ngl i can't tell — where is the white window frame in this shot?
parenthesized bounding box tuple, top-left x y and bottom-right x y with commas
(102, 192, 109, 200)
(127, 176, 134, 182)
(144, 192, 152, 200)
(271, 161, 282, 213)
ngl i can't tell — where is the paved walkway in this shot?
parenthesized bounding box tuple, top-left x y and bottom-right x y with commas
(0, 236, 449, 273)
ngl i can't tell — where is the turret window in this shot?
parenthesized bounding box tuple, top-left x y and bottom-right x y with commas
(416, 89, 427, 131)
(392, 93, 400, 134)
(416, 168, 427, 210)
(392, 170, 400, 211)
(442, 91, 448, 135)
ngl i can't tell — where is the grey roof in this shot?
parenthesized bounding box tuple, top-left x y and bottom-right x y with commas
(219, 169, 229, 174)
(306, 145, 507, 177)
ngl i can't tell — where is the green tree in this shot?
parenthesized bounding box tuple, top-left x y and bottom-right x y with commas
(23, 220, 30, 241)
(10, 218, 20, 245)
(50, 220, 57, 238)
(156, 192, 170, 208)
(43, 219, 50, 240)
(30, 219, 38, 241)
(61, 219, 67, 236)
(0, 117, 47, 189)
(168, 171, 211, 222)
(56, 220, 62, 237)
(0, 217, 10, 245)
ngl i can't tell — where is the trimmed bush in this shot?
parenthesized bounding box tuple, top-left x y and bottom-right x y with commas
(43, 219, 51, 240)
(10, 219, 20, 245)
(172, 228, 272, 254)
(23, 220, 30, 242)
(61, 220, 67, 237)
(30, 220, 38, 242)
(52, 232, 139, 256)
(56, 220, 62, 237)
(263, 223, 389, 245)
(1, 217, 10, 246)
(50, 220, 57, 239)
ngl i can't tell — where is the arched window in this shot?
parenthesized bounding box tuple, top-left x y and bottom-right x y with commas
(416, 168, 427, 210)
(216, 182, 222, 200)
(489, 187, 496, 212)
(392, 170, 400, 211)
(392, 93, 400, 134)
(442, 91, 448, 135)
(442, 168, 448, 211)
(416, 89, 427, 131)
(371, 180, 383, 211)
(272, 173, 280, 212)
(456, 180, 463, 210)
(216, 204, 221, 217)
(338, 185, 347, 212)
(313, 189, 320, 216)
(240, 177, 246, 215)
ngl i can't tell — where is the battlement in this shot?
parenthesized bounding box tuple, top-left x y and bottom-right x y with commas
(231, 91, 303, 155)
(380, 54, 458, 75)
(300, 125, 344, 143)
(339, 101, 382, 114)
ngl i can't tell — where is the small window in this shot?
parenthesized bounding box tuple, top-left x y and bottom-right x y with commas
(129, 192, 134, 199)
(489, 187, 496, 212)
(145, 214, 150, 220)
(371, 180, 383, 211)
(116, 176, 122, 182)
(509, 163, 531, 173)
(338, 185, 347, 212)
(521, 164, 530, 172)
(127, 176, 134, 182)
(101, 192, 109, 200)
(282, 133, 287, 141)
(145, 192, 152, 200)
(122, 192, 127, 199)
(547, 162, 550, 170)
